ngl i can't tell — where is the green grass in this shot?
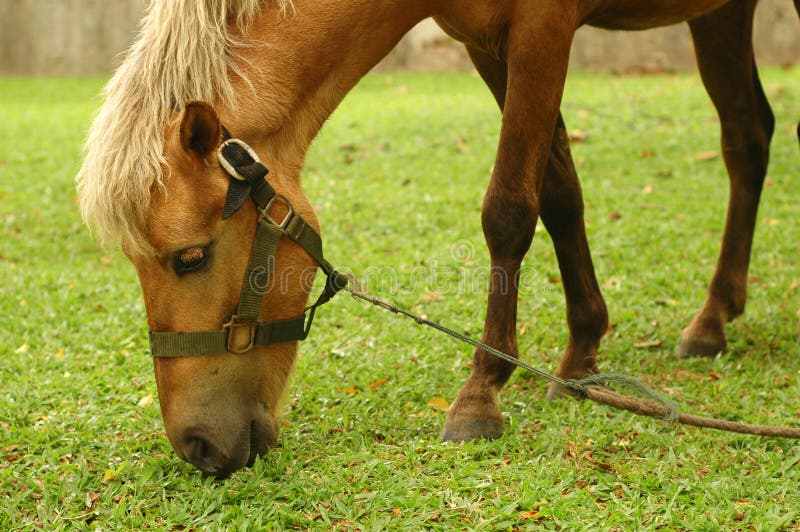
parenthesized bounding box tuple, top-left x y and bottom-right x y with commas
(1, 69, 799, 529)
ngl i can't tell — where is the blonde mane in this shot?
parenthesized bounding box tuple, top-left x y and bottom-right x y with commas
(76, 0, 293, 254)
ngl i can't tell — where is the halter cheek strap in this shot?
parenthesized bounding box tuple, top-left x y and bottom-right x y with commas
(148, 128, 347, 358)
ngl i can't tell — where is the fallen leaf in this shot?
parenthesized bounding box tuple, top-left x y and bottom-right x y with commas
(569, 129, 589, 143)
(392, 508, 402, 517)
(642, 185, 654, 194)
(638, 150, 655, 158)
(709, 371, 721, 381)
(633, 340, 662, 348)
(421, 292, 443, 303)
(54, 347, 65, 358)
(100, 256, 112, 266)
(694, 150, 719, 161)
(455, 136, 469, 153)
(14, 343, 29, 354)
(103, 469, 118, 482)
(519, 510, 544, 521)
(427, 397, 449, 411)
(344, 386, 359, 394)
(367, 378, 387, 390)
(137, 394, 153, 407)
(85, 491, 99, 510)
(609, 211, 622, 220)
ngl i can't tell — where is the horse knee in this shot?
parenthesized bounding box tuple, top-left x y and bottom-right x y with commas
(568, 298, 608, 342)
(481, 192, 538, 259)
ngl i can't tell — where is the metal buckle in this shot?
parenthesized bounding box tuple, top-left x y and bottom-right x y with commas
(262, 194, 294, 228)
(218, 138, 261, 181)
(223, 315, 256, 353)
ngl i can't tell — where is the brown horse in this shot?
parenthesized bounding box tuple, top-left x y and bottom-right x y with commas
(77, 0, 797, 477)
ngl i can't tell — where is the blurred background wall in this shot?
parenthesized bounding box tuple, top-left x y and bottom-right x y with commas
(0, 0, 798, 76)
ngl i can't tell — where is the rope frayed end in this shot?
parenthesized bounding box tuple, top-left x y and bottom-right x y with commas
(575, 373, 680, 423)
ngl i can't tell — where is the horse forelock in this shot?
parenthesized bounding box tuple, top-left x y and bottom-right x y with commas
(76, 0, 294, 255)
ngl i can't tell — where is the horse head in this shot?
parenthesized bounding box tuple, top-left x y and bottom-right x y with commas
(128, 101, 319, 477)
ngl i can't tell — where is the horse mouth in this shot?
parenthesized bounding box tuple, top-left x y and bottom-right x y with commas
(246, 417, 279, 467)
(178, 416, 278, 478)
(246, 421, 263, 467)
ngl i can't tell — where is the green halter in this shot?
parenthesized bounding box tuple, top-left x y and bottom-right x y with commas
(148, 129, 347, 357)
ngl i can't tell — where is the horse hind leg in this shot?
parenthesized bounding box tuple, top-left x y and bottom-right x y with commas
(678, 0, 774, 357)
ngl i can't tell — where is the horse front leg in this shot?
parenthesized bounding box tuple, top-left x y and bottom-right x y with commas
(441, 14, 576, 441)
(541, 116, 608, 398)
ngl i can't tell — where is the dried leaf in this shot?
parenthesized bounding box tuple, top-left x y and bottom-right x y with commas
(367, 378, 388, 390)
(14, 343, 29, 354)
(427, 397, 449, 411)
(694, 150, 719, 161)
(103, 468, 118, 482)
(609, 211, 622, 220)
(421, 291, 443, 303)
(344, 386, 359, 394)
(569, 129, 588, 143)
(392, 508, 402, 517)
(85, 491, 99, 510)
(519, 510, 543, 521)
(54, 347, 65, 358)
(100, 256, 112, 266)
(137, 394, 153, 407)
(633, 340, 662, 348)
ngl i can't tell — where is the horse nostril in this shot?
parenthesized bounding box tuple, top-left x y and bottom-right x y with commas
(180, 432, 239, 478)
(184, 435, 211, 463)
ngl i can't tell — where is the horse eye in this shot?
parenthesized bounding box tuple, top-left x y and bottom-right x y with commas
(174, 246, 209, 276)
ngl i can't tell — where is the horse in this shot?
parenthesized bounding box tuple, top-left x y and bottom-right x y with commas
(76, 0, 798, 477)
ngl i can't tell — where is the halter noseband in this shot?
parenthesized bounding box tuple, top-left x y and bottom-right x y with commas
(148, 128, 347, 357)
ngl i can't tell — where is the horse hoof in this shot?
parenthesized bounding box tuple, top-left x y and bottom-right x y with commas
(677, 333, 725, 358)
(440, 417, 504, 442)
(546, 381, 569, 401)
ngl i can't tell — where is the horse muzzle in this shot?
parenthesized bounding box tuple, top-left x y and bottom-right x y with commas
(170, 414, 278, 478)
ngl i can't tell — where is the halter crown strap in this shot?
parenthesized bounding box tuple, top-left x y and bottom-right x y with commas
(148, 130, 345, 358)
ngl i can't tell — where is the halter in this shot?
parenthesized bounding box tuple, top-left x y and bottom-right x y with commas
(148, 128, 348, 357)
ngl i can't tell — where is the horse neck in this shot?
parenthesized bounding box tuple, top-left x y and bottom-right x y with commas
(220, 0, 432, 181)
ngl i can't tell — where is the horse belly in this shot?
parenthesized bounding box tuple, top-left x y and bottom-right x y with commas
(584, 0, 732, 30)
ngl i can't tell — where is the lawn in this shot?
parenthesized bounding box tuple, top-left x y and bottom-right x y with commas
(1, 68, 799, 529)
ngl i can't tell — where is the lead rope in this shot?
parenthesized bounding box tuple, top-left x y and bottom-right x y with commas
(332, 275, 800, 439)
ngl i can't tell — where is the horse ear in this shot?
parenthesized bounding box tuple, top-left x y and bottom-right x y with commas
(179, 101, 222, 159)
